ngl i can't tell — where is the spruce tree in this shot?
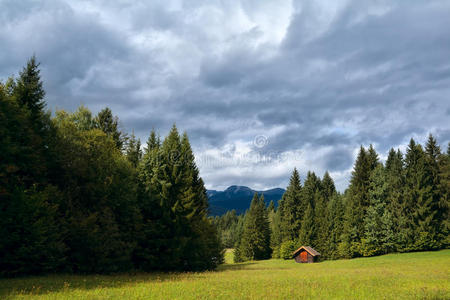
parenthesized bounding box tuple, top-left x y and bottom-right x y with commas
(298, 172, 320, 247)
(145, 128, 160, 155)
(298, 200, 315, 247)
(0, 61, 66, 275)
(385, 148, 405, 250)
(362, 165, 394, 256)
(403, 139, 440, 251)
(126, 132, 142, 168)
(269, 203, 282, 258)
(14, 55, 45, 116)
(94, 107, 125, 150)
(327, 194, 345, 260)
(267, 200, 275, 212)
(341, 146, 373, 257)
(367, 144, 380, 171)
(236, 194, 271, 261)
(315, 171, 336, 258)
(279, 168, 302, 241)
(179, 132, 223, 270)
(425, 134, 446, 247)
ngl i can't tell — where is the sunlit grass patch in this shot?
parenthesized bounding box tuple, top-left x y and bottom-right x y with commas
(1, 250, 449, 299)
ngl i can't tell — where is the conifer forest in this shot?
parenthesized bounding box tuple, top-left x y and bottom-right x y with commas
(0, 58, 222, 276)
(1, 58, 449, 278)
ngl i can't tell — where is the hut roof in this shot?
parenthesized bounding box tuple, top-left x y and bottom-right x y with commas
(292, 246, 321, 258)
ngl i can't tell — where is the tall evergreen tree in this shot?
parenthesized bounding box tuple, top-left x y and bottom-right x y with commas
(315, 171, 336, 258)
(178, 132, 223, 270)
(126, 132, 142, 168)
(145, 128, 160, 155)
(0, 61, 67, 276)
(298, 172, 320, 247)
(362, 165, 395, 256)
(425, 134, 446, 247)
(367, 144, 380, 171)
(341, 146, 374, 257)
(403, 138, 440, 251)
(279, 168, 302, 241)
(0, 84, 66, 275)
(13, 55, 45, 116)
(268, 202, 282, 258)
(326, 194, 345, 260)
(236, 194, 271, 261)
(385, 148, 406, 250)
(94, 107, 125, 150)
(134, 129, 170, 270)
(298, 200, 315, 247)
(267, 200, 275, 212)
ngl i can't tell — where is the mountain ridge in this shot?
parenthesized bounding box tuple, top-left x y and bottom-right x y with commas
(207, 185, 285, 215)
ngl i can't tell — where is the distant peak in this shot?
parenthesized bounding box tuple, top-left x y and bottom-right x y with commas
(225, 185, 252, 193)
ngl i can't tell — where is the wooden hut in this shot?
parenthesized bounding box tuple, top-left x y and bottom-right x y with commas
(292, 246, 320, 263)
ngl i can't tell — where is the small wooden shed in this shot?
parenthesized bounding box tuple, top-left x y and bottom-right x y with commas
(292, 246, 320, 263)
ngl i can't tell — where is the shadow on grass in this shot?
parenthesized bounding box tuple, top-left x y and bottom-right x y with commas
(0, 262, 262, 297)
(0, 271, 191, 297)
(0, 263, 257, 297)
(217, 262, 256, 272)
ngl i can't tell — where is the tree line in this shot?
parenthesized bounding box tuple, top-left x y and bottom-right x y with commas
(0, 57, 222, 276)
(214, 140, 449, 262)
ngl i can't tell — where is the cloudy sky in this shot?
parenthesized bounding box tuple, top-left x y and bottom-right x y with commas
(1, 0, 449, 191)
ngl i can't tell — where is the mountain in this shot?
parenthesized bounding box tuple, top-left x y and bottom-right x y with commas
(207, 185, 285, 215)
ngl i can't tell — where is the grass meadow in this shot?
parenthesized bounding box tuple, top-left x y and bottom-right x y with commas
(0, 249, 448, 299)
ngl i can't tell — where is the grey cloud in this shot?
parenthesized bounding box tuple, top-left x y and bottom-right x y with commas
(1, 0, 449, 191)
(324, 147, 355, 172)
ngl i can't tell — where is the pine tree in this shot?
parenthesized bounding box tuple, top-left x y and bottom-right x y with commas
(298, 200, 315, 246)
(134, 132, 170, 270)
(321, 171, 336, 200)
(233, 215, 246, 263)
(126, 132, 142, 168)
(268, 203, 282, 258)
(14, 55, 45, 117)
(267, 200, 275, 212)
(361, 165, 393, 256)
(403, 138, 440, 251)
(327, 194, 345, 260)
(178, 132, 223, 270)
(94, 107, 125, 150)
(279, 169, 302, 241)
(298, 172, 320, 247)
(0, 60, 66, 275)
(258, 195, 272, 258)
(236, 194, 271, 261)
(425, 134, 446, 247)
(12, 56, 53, 185)
(145, 129, 160, 155)
(367, 144, 380, 171)
(341, 146, 373, 257)
(315, 171, 336, 258)
(385, 148, 405, 251)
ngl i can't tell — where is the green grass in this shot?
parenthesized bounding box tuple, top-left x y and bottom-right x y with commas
(1, 250, 449, 299)
(224, 248, 234, 264)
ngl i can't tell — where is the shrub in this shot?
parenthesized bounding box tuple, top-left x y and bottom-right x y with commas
(280, 240, 297, 260)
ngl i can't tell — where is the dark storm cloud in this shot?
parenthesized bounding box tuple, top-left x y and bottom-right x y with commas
(323, 147, 355, 172)
(1, 0, 449, 190)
